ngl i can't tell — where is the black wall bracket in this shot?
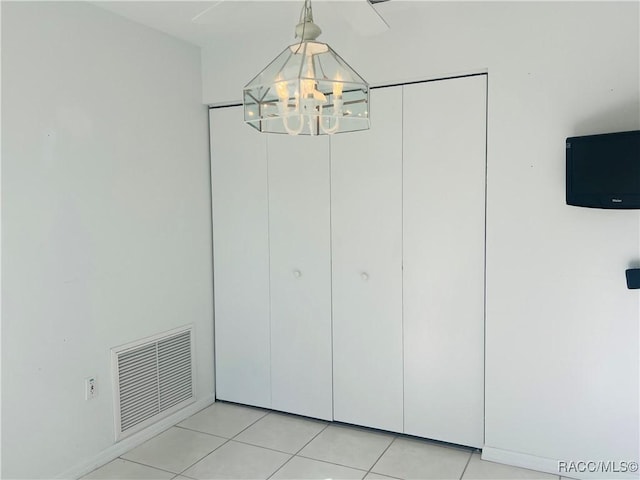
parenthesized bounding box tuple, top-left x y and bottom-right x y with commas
(626, 269, 640, 289)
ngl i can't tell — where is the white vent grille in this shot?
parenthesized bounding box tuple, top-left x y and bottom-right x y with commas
(113, 327, 195, 439)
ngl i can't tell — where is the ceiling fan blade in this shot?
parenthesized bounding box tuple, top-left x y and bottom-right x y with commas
(365, 0, 390, 28)
(339, 0, 390, 36)
(191, 1, 225, 24)
(192, 0, 389, 37)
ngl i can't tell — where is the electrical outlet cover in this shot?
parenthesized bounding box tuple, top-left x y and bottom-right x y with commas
(85, 377, 97, 400)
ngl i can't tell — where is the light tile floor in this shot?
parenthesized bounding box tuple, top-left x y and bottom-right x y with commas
(83, 402, 564, 480)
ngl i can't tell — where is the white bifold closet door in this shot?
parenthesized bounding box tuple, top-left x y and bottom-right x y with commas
(403, 75, 487, 448)
(267, 135, 333, 420)
(331, 87, 404, 432)
(209, 107, 271, 408)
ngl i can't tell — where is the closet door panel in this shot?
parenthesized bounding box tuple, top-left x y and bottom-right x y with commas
(331, 87, 403, 432)
(268, 135, 333, 420)
(403, 75, 486, 447)
(210, 107, 271, 408)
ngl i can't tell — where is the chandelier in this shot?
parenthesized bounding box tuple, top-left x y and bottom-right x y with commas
(243, 0, 370, 135)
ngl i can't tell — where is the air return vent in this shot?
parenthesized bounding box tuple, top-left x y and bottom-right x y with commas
(112, 326, 195, 440)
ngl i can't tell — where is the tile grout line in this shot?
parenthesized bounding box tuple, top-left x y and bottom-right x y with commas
(363, 435, 398, 478)
(173, 424, 229, 440)
(174, 473, 197, 480)
(113, 457, 180, 476)
(117, 418, 239, 478)
(286, 423, 398, 475)
(175, 436, 234, 478)
(228, 437, 314, 457)
(230, 410, 273, 440)
(174, 410, 272, 477)
(293, 453, 372, 475)
(265, 422, 331, 480)
(458, 450, 475, 480)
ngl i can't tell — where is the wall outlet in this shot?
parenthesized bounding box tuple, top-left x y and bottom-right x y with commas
(85, 377, 97, 400)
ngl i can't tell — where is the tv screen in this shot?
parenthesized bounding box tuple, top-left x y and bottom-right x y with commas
(566, 130, 640, 209)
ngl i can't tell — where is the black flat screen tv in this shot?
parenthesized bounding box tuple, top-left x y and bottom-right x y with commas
(566, 130, 640, 209)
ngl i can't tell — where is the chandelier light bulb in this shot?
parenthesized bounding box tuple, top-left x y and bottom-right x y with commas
(333, 71, 344, 98)
(275, 79, 289, 101)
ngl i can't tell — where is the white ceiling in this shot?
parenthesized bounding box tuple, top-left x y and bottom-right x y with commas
(92, 0, 396, 48)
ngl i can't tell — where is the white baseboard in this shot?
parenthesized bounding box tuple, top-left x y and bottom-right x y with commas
(482, 446, 639, 480)
(56, 395, 215, 480)
(482, 446, 563, 477)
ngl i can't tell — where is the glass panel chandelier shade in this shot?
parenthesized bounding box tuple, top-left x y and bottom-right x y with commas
(243, 2, 370, 135)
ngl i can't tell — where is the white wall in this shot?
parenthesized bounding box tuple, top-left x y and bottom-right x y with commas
(202, 2, 639, 477)
(1, 2, 214, 478)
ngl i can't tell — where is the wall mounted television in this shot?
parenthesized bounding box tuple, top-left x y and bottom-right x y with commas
(566, 130, 640, 209)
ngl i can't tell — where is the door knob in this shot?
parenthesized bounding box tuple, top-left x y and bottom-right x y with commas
(293, 270, 302, 278)
(361, 272, 369, 281)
